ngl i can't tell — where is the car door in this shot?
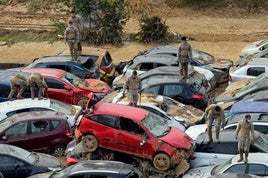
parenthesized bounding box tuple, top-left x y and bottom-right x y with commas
(0, 155, 32, 178)
(44, 78, 74, 104)
(116, 117, 151, 158)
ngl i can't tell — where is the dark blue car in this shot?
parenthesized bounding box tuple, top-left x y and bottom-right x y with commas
(0, 70, 34, 102)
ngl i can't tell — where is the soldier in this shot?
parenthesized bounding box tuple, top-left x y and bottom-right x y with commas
(69, 9, 82, 56)
(177, 36, 192, 79)
(27, 73, 48, 100)
(8, 74, 27, 100)
(64, 18, 79, 61)
(204, 104, 225, 143)
(235, 114, 255, 163)
(122, 70, 142, 107)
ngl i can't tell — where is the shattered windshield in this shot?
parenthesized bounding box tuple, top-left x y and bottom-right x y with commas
(142, 112, 170, 137)
(62, 72, 88, 87)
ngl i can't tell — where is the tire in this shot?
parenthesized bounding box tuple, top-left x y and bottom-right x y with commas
(50, 145, 66, 157)
(153, 153, 171, 172)
(82, 135, 98, 152)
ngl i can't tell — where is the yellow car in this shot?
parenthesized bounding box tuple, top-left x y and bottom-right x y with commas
(58, 47, 116, 85)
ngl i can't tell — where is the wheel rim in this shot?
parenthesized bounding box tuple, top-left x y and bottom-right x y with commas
(51, 146, 65, 157)
(153, 153, 171, 171)
(82, 135, 98, 152)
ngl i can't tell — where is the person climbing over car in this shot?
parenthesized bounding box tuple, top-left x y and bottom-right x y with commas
(27, 73, 48, 100)
(8, 74, 27, 100)
(177, 36, 192, 79)
(122, 70, 142, 107)
(204, 104, 225, 143)
(235, 114, 255, 163)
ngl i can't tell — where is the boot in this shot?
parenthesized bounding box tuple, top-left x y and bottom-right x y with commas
(237, 150, 243, 162)
(207, 128, 213, 143)
(215, 126, 220, 143)
(244, 151, 248, 163)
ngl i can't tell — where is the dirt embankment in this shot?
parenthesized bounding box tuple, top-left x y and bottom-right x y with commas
(0, 1, 267, 64)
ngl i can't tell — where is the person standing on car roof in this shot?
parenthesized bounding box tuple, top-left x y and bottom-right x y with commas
(235, 114, 255, 163)
(64, 18, 79, 61)
(69, 8, 83, 56)
(27, 73, 48, 100)
(177, 36, 192, 79)
(204, 104, 225, 143)
(122, 70, 142, 107)
(8, 74, 27, 100)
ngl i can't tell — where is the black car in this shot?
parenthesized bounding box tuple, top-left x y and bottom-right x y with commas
(28, 160, 144, 178)
(136, 45, 233, 84)
(25, 56, 99, 79)
(0, 144, 64, 178)
(190, 129, 268, 168)
(140, 74, 208, 109)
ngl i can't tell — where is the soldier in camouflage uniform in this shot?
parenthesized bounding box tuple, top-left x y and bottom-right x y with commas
(64, 18, 79, 61)
(235, 114, 255, 163)
(177, 36, 192, 79)
(27, 73, 48, 100)
(123, 70, 142, 107)
(204, 104, 225, 143)
(69, 9, 82, 56)
(8, 74, 27, 100)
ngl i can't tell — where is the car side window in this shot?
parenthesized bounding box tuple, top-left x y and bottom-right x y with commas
(91, 115, 119, 128)
(67, 174, 87, 178)
(5, 122, 28, 138)
(30, 120, 49, 134)
(50, 120, 60, 130)
(224, 164, 247, 174)
(45, 78, 65, 89)
(247, 67, 265, 76)
(254, 125, 268, 134)
(138, 63, 155, 71)
(0, 155, 24, 167)
(143, 86, 160, 94)
(48, 65, 70, 72)
(248, 164, 267, 176)
(119, 117, 145, 136)
(163, 84, 184, 96)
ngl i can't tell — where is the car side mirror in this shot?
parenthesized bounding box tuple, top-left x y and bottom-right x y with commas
(64, 85, 72, 91)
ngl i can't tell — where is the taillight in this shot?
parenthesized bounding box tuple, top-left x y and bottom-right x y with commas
(101, 67, 110, 73)
(192, 94, 205, 101)
(64, 129, 72, 138)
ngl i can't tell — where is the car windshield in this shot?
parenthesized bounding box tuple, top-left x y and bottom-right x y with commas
(8, 145, 36, 164)
(50, 99, 76, 116)
(192, 49, 214, 65)
(234, 74, 267, 98)
(62, 72, 88, 87)
(211, 158, 232, 175)
(141, 112, 170, 137)
(254, 132, 268, 152)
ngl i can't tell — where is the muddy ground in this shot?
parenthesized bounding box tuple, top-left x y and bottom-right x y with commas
(0, 2, 267, 65)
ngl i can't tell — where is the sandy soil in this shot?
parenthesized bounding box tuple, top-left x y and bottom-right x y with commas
(0, 3, 267, 65)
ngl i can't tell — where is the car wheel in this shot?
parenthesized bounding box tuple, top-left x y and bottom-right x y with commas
(50, 145, 66, 157)
(153, 153, 171, 171)
(82, 135, 98, 152)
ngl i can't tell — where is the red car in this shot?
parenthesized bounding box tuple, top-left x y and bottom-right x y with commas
(75, 101, 195, 172)
(21, 68, 111, 108)
(0, 111, 73, 157)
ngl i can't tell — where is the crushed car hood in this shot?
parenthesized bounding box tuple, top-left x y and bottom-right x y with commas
(34, 152, 63, 169)
(207, 57, 233, 70)
(80, 79, 110, 93)
(160, 127, 193, 150)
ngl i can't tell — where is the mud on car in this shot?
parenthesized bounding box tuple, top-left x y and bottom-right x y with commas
(74, 101, 195, 176)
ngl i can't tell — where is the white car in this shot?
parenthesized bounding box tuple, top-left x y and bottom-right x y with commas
(229, 58, 268, 82)
(102, 90, 205, 130)
(0, 98, 82, 127)
(183, 153, 268, 178)
(239, 39, 268, 60)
